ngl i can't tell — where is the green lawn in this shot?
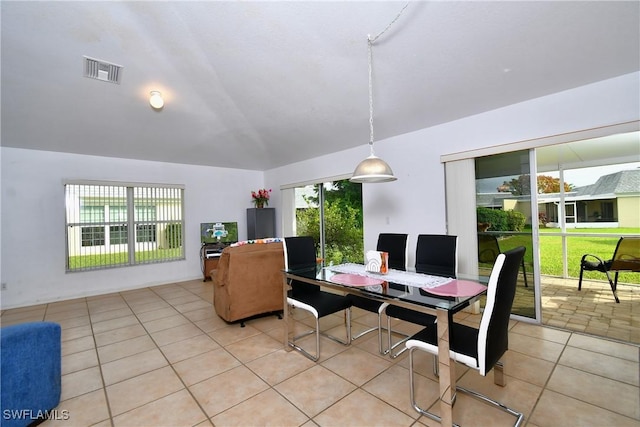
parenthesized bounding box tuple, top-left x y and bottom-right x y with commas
(68, 229, 639, 285)
(68, 247, 184, 271)
(495, 228, 640, 284)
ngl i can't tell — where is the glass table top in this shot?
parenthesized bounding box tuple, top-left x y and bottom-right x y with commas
(285, 263, 487, 312)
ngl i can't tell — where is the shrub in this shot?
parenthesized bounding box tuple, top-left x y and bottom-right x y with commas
(165, 223, 182, 249)
(477, 207, 525, 232)
(506, 210, 526, 231)
(476, 207, 507, 231)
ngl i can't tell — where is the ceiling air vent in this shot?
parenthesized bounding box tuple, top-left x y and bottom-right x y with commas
(83, 56, 123, 84)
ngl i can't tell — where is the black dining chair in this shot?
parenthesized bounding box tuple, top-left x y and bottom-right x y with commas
(284, 236, 352, 361)
(578, 236, 640, 303)
(376, 233, 409, 270)
(347, 233, 408, 353)
(478, 233, 528, 287)
(384, 234, 457, 358)
(406, 246, 526, 427)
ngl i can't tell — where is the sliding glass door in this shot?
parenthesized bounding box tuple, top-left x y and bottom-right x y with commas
(292, 179, 363, 265)
(445, 124, 639, 327)
(475, 150, 538, 319)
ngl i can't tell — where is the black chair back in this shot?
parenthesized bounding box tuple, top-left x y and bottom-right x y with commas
(479, 246, 526, 374)
(284, 236, 319, 295)
(377, 233, 408, 271)
(415, 234, 457, 277)
(478, 234, 501, 264)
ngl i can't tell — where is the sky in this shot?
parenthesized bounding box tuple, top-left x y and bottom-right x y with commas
(476, 162, 640, 193)
(546, 162, 640, 188)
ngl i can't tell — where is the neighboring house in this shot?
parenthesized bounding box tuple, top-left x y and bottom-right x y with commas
(477, 169, 640, 228)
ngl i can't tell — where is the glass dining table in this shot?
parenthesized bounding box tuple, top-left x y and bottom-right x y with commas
(282, 263, 488, 427)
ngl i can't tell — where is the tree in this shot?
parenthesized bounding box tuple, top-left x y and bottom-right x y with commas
(536, 175, 574, 193)
(296, 180, 364, 264)
(304, 181, 363, 224)
(500, 174, 574, 195)
(500, 175, 531, 195)
(296, 201, 363, 264)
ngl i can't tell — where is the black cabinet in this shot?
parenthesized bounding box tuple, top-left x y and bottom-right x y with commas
(247, 208, 275, 239)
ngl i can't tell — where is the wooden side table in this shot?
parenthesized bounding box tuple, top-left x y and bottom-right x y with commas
(203, 256, 220, 281)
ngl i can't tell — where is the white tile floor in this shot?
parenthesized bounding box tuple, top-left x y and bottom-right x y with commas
(1, 279, 638, 427)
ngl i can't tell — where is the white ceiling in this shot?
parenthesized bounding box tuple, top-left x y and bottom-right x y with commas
(1, 1, 639, 171)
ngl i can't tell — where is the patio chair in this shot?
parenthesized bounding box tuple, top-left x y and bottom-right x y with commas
(578, 236, 640, 303)
(478, 234, 528, 287)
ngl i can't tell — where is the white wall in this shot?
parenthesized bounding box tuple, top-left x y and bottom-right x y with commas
(266, 72, 640, 267)
(2, 72, 637, 308)
(0, 148, 263, 308)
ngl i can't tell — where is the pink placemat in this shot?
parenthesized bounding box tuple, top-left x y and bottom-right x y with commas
(423, 280, 487, 297)
(330, 273, 384, 287)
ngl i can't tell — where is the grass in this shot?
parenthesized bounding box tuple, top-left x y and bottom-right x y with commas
(68, 229, 639, 285)
(495, 228, 639, 284)
(68, 247, 184, 271)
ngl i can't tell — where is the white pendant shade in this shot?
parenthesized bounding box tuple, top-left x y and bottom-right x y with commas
(350, 154, 397, 183)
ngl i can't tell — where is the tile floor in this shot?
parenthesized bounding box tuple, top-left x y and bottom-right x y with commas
(1, 279, 639, 427)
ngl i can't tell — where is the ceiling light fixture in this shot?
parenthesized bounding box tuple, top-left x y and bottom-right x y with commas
(149, 91, 164, 110)
(350, 3, 409, 184)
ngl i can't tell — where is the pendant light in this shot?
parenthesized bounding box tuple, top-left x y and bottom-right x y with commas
(350, 1, 410, 183)
(349, 35, 398, 183)
(350, 35, 397, 183)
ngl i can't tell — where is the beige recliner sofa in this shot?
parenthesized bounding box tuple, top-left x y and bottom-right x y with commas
(212, 241, 285, 324)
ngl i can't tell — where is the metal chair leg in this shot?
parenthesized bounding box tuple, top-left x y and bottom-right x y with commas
(288, 306, 351, 362)
(408, 347, 524, 427)
(521, 259, 528, 287)
(606, 271, 620, 303)
(386, 315, 411, 358)
(456, 386, 524, 427)
(578, 264, 585, 290)
(350, 304, 388, 355)
(288, 316, 321, 362)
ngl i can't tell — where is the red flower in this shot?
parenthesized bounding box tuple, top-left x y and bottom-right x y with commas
(251, 188, 272, 207)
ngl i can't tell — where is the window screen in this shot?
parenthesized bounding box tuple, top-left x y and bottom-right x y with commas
(65, 182, 184, 272)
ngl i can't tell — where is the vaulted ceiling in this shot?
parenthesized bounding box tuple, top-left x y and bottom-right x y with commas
(1, 1, 638, 171)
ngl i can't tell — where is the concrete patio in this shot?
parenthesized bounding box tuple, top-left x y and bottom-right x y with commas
(539, 277, 639, 344)
(507, 275, 639, 344)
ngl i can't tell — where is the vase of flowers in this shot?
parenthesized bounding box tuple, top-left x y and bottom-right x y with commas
(251, 188, 271, 208)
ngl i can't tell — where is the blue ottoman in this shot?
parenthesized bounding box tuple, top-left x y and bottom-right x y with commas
(1, 322, 61, 427)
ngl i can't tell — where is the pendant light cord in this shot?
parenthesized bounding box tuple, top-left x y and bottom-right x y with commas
(368, 2, 410, 155)
(367, 36, 375, 154)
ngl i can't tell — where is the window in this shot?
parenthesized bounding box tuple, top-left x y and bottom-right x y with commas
(109, 206, 127, 222)
(65, 182, 184, 272)
(600, 201, 615, 221)
(136, 225, 156, 243)
(109, 225, 128, 245)
(292, 179, 363, 265)
(80, 206, 105, 222)
(81, 226, 105, 247)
